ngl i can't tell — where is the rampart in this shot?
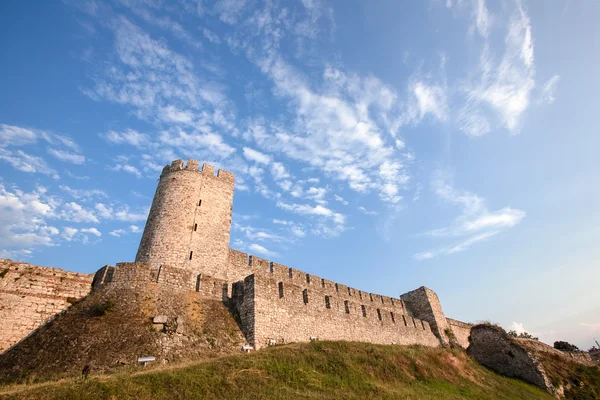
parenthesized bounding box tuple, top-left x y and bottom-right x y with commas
(0, 259, 94, 352)
(0, 159, 474, 356)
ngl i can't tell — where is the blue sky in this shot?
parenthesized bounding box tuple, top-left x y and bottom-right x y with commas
(0, 0, 598, 349)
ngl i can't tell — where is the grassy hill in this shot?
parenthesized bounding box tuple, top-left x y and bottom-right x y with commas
(0, 341, 555, 400)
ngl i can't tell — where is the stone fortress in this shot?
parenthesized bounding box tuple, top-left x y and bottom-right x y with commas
(0, 159, 473, 355)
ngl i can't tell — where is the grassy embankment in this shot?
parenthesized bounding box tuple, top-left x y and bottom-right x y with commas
(0, 341, 555, 400)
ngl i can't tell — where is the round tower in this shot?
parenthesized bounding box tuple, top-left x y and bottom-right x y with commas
(135, 159, 235, 279)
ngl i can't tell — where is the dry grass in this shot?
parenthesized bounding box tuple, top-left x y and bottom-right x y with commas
(0, 341, 555, 400)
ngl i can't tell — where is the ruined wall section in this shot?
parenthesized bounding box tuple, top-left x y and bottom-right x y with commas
(135, 159, 235, 280)
(446, 318, 473, 348)
(401, 286, 451, 346)
(0, 260, 93, 352)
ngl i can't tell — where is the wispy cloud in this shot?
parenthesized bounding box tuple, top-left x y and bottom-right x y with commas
(455, 0, 536, 136)
(414, 170, 525, 260)
(538, 75, 560, 105)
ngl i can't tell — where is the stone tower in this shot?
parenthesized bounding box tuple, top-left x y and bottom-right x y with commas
(135, 159, 235, 279)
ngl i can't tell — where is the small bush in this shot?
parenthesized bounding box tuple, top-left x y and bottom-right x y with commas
(0, 268, 9, 279)
(66, 297, 78, 305)
(91, 298, 116, 316)
(508, 330, 539, 340)
(554, 340, 580, 352)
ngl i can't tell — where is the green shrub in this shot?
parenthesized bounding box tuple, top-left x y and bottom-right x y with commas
(92, 298, 116, 316)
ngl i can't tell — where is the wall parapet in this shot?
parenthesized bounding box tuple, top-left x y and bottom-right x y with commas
(159, 159, 235, 185)
(227, 248, 409, 318)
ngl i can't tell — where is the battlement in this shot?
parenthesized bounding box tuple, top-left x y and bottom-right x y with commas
(226, 248, 407, 313)
(159, 159, 235, 185)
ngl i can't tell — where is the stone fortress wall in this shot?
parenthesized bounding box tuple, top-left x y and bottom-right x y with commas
(0, 260, 94, 352)
(0, 159, 474, 353)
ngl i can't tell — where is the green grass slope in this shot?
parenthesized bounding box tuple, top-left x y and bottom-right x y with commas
(0, 341, 554, 400)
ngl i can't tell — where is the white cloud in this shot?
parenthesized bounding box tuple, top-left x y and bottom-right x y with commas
(276, 200, 346, 237)
(538, 75, 560, 105)
(472, 0, 492, 37)
(203, 28, 221, 44)
(62, 227, 79, 241)
(129, 225, 142, 233)
(0, 183, 60, 254)
(290, 226, 306, 237)
(334, 194, 348, 205)
(271, 162, 290, 180)
(415, 171, 525, 260)
(511, 321, 527, 335)
(305, 187, 328, 205)
(414, 251, 433, 261)
(159, 130, 236, 158)
(0, 148, 59, 179)
(243, 147, 272, 164)
(47, 148, 85, 164)
(242, 58, 411, 205)
(94, 203, 148, 222)
(110, 163, 143, 178)
(60, 202, 99, 223)
(103, 129, 151, 148)
(358, 206, 378, 216)
(0, 124, 83, 176)
(457, 1, 536, 136)
(248, 243, 277, 257)
(409, 81, 448, 122)
(59, 185, 106, 200)
(109, 229, 126, 237)
(0, 124, 37, 146)
(81, 227, 102, 237)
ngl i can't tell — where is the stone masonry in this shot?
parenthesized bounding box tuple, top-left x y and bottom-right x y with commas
(0, 260, 94, 352)
(1, 159, 473, 354)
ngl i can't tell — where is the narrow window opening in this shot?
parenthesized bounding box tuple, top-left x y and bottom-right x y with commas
(321, 278, 325, 288)
(222, 283, 228, 298)
(189, 251, 193, 260)
(288, 268, 293, 278)
(325, 296, 331, 309)
(391, 298, 395, 306)
(306, 273, 310, 284)
(359, 291, 363, 300)
(390, 312, 396, 324)
(361, 305, 367, 317)
(348, 287, 352, 296)
(195, 274, 201, 292)
(344, 300, 350, 314)
(269, 262, 274, 273)
(421, 320, 426, 330)
(377, 309, 382, 321)
(198, 199, 202, 206)
(193, 223, 197, 231)
(302, 289, 308, 305)
(369, 293, 373, 302)
(335, 283, 339, 292)
(278, 282, 284, 298)
(381, 296, 384, 304)
(402, 315, 408, 327)
(412, 318, 417, 328)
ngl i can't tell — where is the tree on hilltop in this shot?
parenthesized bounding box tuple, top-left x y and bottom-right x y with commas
(554, 341, 580, 352)
(508, 330, 539, 340)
